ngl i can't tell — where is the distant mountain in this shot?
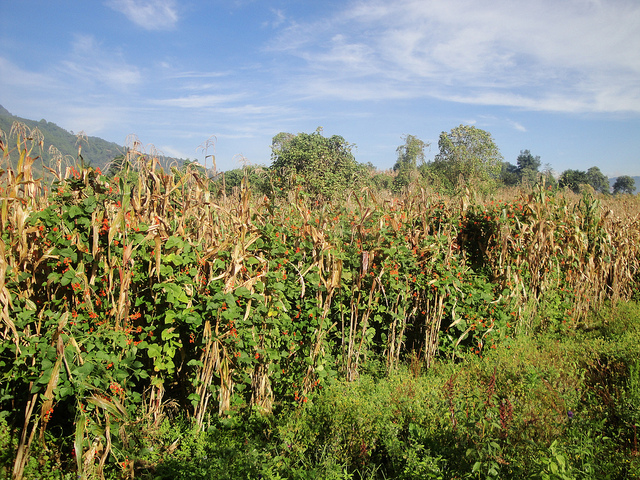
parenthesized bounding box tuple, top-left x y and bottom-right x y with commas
(609, 176, 640, 194)
(0, 105, 185, 174)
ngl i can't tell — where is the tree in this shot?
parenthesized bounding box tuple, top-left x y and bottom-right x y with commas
(393, 134, 429, 191)
(430, 125, 503, 191)
(394, 135, 428, 172)
(586, 166, 609, 194)
(516, 149, 541, 184)
(612, 175, 636, 195)
(559, 167, 609, 194)
(500, 150, 542, 186)
(541, 163, 557, 189)
(559, 169, 589, 193)
(500, 162, 520, 186)
(269, 127, 365, 200)
(214, 165, 269, 197)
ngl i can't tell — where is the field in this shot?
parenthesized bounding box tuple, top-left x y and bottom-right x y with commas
(1, 125, 640, 479)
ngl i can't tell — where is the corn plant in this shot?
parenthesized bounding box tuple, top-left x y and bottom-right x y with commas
(1, 124, 639, 478)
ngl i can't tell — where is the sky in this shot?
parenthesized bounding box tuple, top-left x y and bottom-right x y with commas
(1, 0, 639, 177)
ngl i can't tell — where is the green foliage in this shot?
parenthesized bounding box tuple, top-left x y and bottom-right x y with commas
(0, 107, 185, 179)
(613, 175, 636, 195)
(392, 135, 429, 191)
(0, 416, 15, 479)
(517, 149, 542, 179)
(586, 166, 609, 194)
(142, 311, 638, 480)
(269, 128, 366, 200)
(501, 162, 521, 186)
(559, 169, 589, 193)
(2, 124, 640, 479)
(394, 135, 428, 172)
(429, 125, 503, 192)
(502, 149, 541, 186)
(212, 165, 269, 196)
(367, 170, 394, 192)
(559, 167, 609, 194)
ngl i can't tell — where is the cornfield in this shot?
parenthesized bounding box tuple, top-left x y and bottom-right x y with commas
(1, 123, 639, 479)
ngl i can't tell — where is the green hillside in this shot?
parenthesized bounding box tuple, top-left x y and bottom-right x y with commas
(0, 105, 185, 175)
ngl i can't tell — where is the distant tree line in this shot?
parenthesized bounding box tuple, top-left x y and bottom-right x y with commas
(212, 125, 636, 201)
(2, 103, 635, 198)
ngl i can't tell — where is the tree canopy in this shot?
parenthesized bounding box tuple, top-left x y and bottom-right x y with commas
(516, 150, 541, 184)
(501, 150, 542, 186)
(559, 170, 588, 193)
(612, 175, 636, 195)
(586, 166, 609, 194)
(430, 125, 503, 191)
(269, 128, 365, 200)
(392, 135, 429, 191)
(559, 167, 609, 194)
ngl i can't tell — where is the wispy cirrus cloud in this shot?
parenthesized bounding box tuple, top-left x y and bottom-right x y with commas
(60, 34, 142, 92)
(152, 93, 247, 108)
(0, 56, 61, 91)
(105, 0, 179, 30)
(270, 0, 640, 114)
(508, 120, 526, 132)
(0, 34, 144, 138)
(263, 9, 286, 29)
(167, 70, 233, 79)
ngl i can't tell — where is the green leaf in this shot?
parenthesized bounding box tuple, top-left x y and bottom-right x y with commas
(58, 385, 75, 398)
(556, 454, 566, 469)
(165, 236, 184, 250)
(161, 328, 177, 341)
(67, 205, 83, 219)
(83, 196, 97, 212)
(159, 264, 174, 276)
(163, 283, 189, 303)
(147, 344, 161, 358)
(164, 310, 176, 324)
(75, 363, 94, 377)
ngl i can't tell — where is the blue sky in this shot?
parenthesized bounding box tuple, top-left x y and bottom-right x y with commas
(1, 0, 639, 177)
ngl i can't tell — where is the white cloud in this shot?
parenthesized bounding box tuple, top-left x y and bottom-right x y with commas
(169, 70, 232, 79)
(152, 94, 247, 108)
(157, 144, 189, 159)
(0, 56, 59, 90)
(271, 0, 640, 113)
(510, 121, 526, 132)
(0, 53, 138, 136)
(263, 9, 286, 28)
(0, 35, 146, 142)
(61, 34, 142, 91)
(105, 0, 179, 30)
(62, 105, 134, 136)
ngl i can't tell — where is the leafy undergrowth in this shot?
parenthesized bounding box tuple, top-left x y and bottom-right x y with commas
(65, 301, 637, 480)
